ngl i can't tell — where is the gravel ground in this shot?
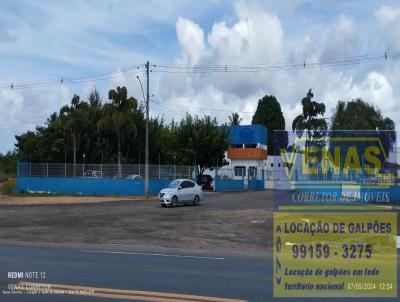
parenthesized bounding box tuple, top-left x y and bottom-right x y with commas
(0, 190, 273, 254)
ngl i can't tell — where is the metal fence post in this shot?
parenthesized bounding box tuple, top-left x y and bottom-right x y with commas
(215, 167, 218, 192)
(46, 162, 49, 177)
(242, 170, 245, 191)
(29, 161, 31, 177)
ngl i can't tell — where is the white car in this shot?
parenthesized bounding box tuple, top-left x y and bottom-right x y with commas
(159, 179, 204, 207)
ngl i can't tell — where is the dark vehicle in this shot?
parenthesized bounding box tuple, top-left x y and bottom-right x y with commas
(196, 174, 214, 190)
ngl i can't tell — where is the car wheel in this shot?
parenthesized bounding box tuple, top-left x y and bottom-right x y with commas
(171, 196, 178, 207)
(161, 204, 166, 207)
(193, 195, 200, 206)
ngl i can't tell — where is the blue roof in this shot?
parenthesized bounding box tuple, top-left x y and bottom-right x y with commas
(227, 124, 267, 145)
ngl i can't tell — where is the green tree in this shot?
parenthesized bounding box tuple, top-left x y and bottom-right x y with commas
(83, 89, 104, 163)
(331, 98, 395, 131)
(98, 86, 138, 176)
(228, 112, 242, 125)
(252, 95, 286, 154)
(292, 89, 327, 138)
(15, 130, 44, 160)
(173, 114, 228, 175)
(0, 151, 18, 175)
(330, 98, 396, 157)
(59, 95, 89, 169)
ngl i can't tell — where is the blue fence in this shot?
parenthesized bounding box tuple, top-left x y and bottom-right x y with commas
(213, 167, 266, 192)
(248, 179, 264, 190)
(17, 176, 174, 196)
(215, 179, 244, 192)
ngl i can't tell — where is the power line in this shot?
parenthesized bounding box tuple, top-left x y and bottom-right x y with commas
(150, 99, 180, 115)
(0, 65, 145, 91)
(150, 98, 255, 114)
(153, 52, 400, 74)
(1, 51, 399, 92)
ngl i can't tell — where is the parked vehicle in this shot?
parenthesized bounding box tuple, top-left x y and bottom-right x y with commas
(196, 174, 214, 190)
(159, 179, 203, 207)
(126, 174, 143, 180)
(83, 170, 102, 178)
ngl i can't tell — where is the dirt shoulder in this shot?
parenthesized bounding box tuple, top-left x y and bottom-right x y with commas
(0, 194, 153, 205)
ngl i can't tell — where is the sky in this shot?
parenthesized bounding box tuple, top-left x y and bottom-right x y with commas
(1, 0, 400, 153)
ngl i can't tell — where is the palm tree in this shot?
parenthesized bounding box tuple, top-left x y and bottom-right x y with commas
(229, 112, 242, 126)
(98, 86, 137, 177)
(292, 89, 327, 139)
(59, 95, 89, 176)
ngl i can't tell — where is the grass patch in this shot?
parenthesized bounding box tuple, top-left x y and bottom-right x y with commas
(0, 171, 16, 182)
(1, 178, 16, 194)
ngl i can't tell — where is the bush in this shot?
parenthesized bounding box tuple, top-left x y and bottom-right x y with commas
(1, 179, 16, 194)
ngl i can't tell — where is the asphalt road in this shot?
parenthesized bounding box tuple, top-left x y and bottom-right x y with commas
(0, 243, 269, 302)
(0, 243, 399, 302)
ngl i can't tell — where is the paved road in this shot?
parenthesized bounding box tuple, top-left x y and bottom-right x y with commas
(1, 243, 399, 301)
(0, 243, 270, 302)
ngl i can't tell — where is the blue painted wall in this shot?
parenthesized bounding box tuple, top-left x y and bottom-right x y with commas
(228, 124, 267, 145)
(248, 180, 264, 190)
(215, 179, 244, 192)
(17, 177, 175, 196)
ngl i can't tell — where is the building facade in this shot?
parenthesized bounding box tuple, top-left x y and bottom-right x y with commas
(224, 124, 268, 180)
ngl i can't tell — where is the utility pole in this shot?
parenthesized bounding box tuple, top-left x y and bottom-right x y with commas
(145, 61, 150, 198)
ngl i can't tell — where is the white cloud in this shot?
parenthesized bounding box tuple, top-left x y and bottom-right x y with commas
(176, 17, 206, 65)
(160, 1, 285, 107)
(320, 15, 358, 60)
(323, 71, 396, 116)
(375, 5, 400, 26)
(159, 7, 400, 133)
(0, 87, 67, 151)
(207, 2, 284, 64)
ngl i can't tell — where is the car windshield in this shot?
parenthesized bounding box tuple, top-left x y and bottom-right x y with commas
(167, 180, 180, 188)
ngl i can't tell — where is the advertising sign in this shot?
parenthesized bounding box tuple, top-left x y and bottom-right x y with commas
(273, 130, 398, 298)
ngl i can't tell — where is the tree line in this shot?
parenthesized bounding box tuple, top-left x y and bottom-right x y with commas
(11, 86, 230, 175)
(0, 86, 396, 176)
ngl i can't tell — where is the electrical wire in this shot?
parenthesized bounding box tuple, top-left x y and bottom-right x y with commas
(1, 51, 399, 93)
(150, 98, 255, 114)
(153, 52, 400, 74)
(0, 65, 145, 91)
